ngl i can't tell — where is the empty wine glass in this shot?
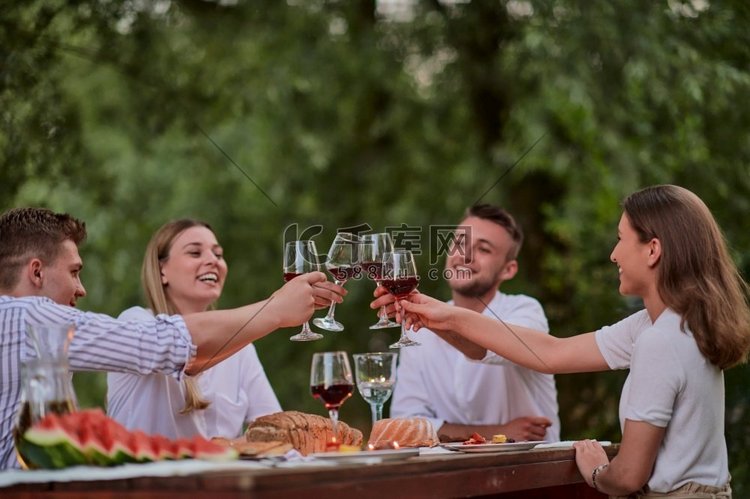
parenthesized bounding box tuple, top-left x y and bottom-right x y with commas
(310, 351, 354, 443)
(313, 232, 361, 332)
(361, 233, 399, 330)
(353, 352, 398, 427)
(381, 250, 420, 348)
(283, 240, 324, 341)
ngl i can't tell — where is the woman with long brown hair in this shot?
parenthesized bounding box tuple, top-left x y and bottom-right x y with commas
(392, 185, 750, 497)
(107, 219, 282, 439)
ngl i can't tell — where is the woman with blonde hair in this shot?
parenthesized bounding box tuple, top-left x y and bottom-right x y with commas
(391, 185, 750, 497)
(108, 219, 281, 439)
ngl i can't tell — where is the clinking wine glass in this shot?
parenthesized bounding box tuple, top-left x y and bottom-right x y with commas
(381, 250, 420, 348)
(313, 232, 361, 332)
(361, 233, 399, 330)
(353, 352, 398, 427)
(310, 351, 354, 443)
(283, 240, 324, 341)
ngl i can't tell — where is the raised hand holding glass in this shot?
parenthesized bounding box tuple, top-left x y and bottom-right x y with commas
(362, 233, 399, 329)
(283, 240, 324, 341)
(313, 232, 361, 332)
(381, 250, 420, 348)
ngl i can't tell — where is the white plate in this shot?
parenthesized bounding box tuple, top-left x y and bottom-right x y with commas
(309, 447, 419, 462)
(440, 441, 545, 453)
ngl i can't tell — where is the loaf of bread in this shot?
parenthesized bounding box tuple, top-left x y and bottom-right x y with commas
(244, 411, 363, 455)
(368, 417, 439, 449)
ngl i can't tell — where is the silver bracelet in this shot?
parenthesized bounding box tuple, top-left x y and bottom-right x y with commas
(591, 463, 609, 491)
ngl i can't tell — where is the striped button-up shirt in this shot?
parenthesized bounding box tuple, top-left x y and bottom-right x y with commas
(0, 295, 196, 469)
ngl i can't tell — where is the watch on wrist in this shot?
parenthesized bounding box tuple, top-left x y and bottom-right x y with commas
(591, 463, 609, 491)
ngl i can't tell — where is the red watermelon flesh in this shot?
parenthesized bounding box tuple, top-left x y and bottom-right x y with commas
(173, 438, 193, 459)
(150, 434, 176, 460)
(129, 431, 156, 462)
(21, 413, 87, 468)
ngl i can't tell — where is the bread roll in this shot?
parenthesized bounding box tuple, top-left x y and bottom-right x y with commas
(244, 411, 363, 455)
(368, 417, 439, 449)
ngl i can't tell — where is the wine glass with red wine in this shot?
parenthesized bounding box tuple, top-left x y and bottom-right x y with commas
(361, 233, 399, 330)
(310, 351, 354, 443)
(312, 232, 361, 332)
(283, 240, 324, 341)
(381, 250, 420, 348)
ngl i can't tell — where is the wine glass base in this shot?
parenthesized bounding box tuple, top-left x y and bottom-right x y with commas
(389, 338, 421, 348)
(312, 317, 344, 332)
(369, 319, 400, 330)
(290, 331, 324, 341)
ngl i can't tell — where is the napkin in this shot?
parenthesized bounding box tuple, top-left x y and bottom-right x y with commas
(0, 460, 267, 488)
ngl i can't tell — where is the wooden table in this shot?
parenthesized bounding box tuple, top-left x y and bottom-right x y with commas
(3, 446, 618, 498)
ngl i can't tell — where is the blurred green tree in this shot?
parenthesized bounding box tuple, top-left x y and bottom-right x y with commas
(2, 0, 749, 491)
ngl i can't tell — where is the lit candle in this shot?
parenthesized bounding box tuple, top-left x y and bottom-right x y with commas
(368, 444, 375, 451)
(392, 441, 400, 449)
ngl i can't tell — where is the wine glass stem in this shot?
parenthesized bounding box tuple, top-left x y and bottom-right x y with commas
(370, 403, 383, 427)
(378, 305, 389, 321)
(328, 408, 340, 441)
(301, 321, 313, 334)
(323, 280, 343, 320)
(399, 321, 409, 342)
(324, 301, 337, 320)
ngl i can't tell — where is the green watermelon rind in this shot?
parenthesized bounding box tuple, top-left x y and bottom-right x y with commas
(22, 428, 87, 469)
(193, 447, 238, 462)
(190, 438, 239, 462)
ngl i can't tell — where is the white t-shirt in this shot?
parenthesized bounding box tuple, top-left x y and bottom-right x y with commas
(107, 306, 281, 439)
(391, 291, 560, 442)
(595, 308, 728, 492)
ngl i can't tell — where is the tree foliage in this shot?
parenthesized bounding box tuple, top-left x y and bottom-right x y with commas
(2, 0, 749, 491)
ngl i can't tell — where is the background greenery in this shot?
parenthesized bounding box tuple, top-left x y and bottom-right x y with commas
(3, 0, 749, 492)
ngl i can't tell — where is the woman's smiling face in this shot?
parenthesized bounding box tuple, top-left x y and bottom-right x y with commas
(610, 213, 655, 298)
(160, 226, 227, 313)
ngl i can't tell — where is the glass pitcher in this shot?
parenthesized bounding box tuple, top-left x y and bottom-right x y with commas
(14, 323, 78, 468)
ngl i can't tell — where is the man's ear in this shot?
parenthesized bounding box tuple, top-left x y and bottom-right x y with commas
(28, 259, 44, 288)
(500, 259, 518, 281)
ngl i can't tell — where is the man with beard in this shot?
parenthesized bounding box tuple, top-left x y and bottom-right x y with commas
(389, 204, 560, 442)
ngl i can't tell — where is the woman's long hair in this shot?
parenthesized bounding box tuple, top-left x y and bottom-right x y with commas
(624, 185, 750, 369)
(142, 219, 214, 413)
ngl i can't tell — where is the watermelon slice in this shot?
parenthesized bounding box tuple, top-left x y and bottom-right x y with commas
(129, 430, 156, 463)
(65, 409, 136, 465)
(20, 408, 238, 468)
(21, 413, 87, 469)
(150, 434, 177, 461)
(172, 438, 194, 460)
(190, 436, 238, 461)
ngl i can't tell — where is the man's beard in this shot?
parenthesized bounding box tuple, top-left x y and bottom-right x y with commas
(450, 275, 497, 298)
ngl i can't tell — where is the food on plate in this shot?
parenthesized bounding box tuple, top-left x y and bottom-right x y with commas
(368, 417, 439, 449)
(244, 411, 363, 456)
(463, 432, 486, 445)
(212, 437, 293, 457)
(18, 408, 237, 469)
(491, 434, 507, 443)
(337, 444, 362, 453)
